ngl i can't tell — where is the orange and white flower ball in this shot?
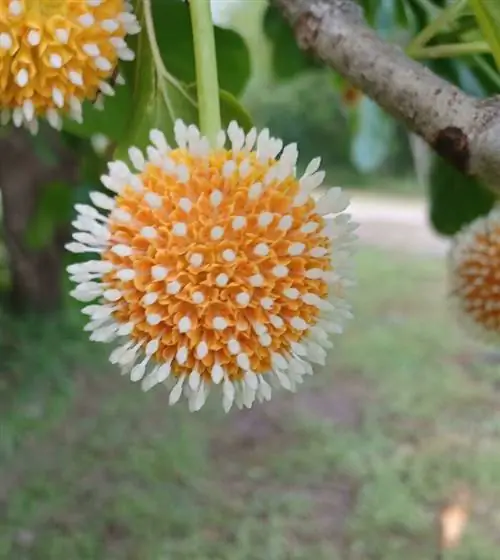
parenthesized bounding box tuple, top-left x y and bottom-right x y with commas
(448, 209, 500, 344)
(0, 0, 139, 132)
(67, 121, 357, 412)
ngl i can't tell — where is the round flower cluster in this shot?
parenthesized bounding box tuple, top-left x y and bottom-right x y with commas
(68, 121, 357, 412)
(0, 0, 139, 132)
(448, 209, 500, 344)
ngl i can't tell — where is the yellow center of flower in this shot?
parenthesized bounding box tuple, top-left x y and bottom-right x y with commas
(25, 0, 65, 17)
(0, 0, 132, 122)
(102, 149, 331, 383)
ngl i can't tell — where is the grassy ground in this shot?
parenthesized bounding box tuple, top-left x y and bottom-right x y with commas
(2, 247, 500, 559)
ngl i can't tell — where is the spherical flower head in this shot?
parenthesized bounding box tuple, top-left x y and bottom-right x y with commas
(448, 208, 500, 344)
(67, 120, 357, 412)
(0, 0, 140, 132)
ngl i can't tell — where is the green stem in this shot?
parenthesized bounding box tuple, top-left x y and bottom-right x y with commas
(142, 0, 174, 117)
(469, 0, 500, 70)
(406, 0, 468, 53)
(189, 0, 222, 146)
(410, 40, 491, 59)
(142, 0, 163, 80)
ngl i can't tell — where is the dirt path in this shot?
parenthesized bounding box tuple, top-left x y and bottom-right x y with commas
(346, 191, 449, 256)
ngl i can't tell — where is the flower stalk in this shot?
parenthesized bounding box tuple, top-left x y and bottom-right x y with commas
(189, 0, 222, 146)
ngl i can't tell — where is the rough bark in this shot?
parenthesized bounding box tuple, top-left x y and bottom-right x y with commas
(0, 128, 78, 313)
(273, 0, 500, 191)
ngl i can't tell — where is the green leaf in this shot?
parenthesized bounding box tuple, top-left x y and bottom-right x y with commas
(114, 1, 253, 163)
(350, 97, 396, 173)
(428, 57, 462, 85)
(151, 0, 250, 97)
(184, 85, 253, 132)
(25, 182, 72, 249)
(62, 75, 134, 142)
(469, 0, 500, 69)
(219, 90, 253, 132)
(358, 0, 378, 24)
(262, 4, 321, 80)
(114, 7, 198, 162)
(429, 155, 496, 236)
(116, 79, 253, 161)
(429, 53, 500, 96)
(62, 0, 251, 142)
(456, 62, 485, 96)
(470, 54, 500, 93)
(396, 0, 418, 29)
(429, 57, 485, 96)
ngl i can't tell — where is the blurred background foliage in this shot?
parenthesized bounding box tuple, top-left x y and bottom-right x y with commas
(0, 0, 499, 311)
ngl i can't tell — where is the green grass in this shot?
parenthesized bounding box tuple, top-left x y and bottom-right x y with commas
(2, 248, 500, 559)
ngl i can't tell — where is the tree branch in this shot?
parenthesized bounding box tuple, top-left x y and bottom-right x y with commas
(272, 0, 500, 191)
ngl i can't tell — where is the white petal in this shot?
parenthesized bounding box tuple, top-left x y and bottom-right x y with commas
(300, 170, 325, 192)
(258, 377, 272, 401)
(274, 368, 292, 390)
(90, 191, 115, 211)
(315, 187, 350, 215)
(211, 363, 224, 384)
(156, 361, 172, 382)
(189, 382, 208, 412)
(222, 379, 235, 413)
(244, 371, 259, 391)
(189, 369, 201, 391)
(304, 157, 321, 175)
(169, 376, 185, 405)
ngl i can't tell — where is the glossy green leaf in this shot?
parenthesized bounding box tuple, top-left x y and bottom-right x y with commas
(350, 97, 396, 173)
(262, 4, 321, 80)
(469, 0, 500, 69)
(429, 155, 496, 236)
(151, 0, 250, 97)
(25, 182, 72, 249)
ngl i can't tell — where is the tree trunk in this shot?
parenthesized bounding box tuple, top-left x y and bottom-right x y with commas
(0, 128, 78, 313)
